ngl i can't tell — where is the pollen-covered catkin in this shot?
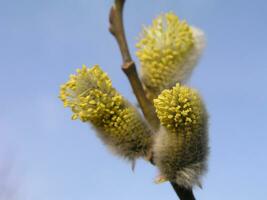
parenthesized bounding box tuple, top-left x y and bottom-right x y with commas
(153, 83, 208, 188)
(59, 65, 152, 160)
(136, 12, 205, 101)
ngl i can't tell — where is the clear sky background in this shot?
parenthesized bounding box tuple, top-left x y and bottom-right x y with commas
(0, 0, 267, 199)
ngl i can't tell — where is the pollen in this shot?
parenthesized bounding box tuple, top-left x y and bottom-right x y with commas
(136, 12, 205, 101)
(153, 83, 204, 134)
(59, 65, 152, 160)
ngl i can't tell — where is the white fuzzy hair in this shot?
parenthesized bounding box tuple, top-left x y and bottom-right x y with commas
(153, 126, 208, 189)
(177, 27, 206, 84)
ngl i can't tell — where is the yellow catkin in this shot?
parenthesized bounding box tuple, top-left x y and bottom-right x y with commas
(59, 65, 152, 160)
(136, 12, 205, 101)
(153, 83, 208, 188)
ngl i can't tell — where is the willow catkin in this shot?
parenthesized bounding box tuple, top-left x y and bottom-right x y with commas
(153, 83, 208, 188)
(59, 65, 152, 160)
(136, 12, 205, 101)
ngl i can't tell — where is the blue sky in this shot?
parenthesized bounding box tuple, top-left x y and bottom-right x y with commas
(0, 0, 267, 199)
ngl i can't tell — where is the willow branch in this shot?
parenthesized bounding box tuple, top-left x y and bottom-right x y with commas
(171, 183, 196, 200)
(108, 0, 196, 200)
(109, 0, 159, 130)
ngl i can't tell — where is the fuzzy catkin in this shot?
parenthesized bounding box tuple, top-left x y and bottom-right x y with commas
(153, 83, 208, 188)
(59, 65, 152, 160)
(136, 12, 205, 101)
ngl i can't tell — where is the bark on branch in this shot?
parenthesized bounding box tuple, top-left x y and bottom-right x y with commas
(109, 0, 159, 131)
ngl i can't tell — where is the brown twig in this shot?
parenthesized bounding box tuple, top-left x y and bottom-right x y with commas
(108, 0, 196, 200)
(171, 183, 196, 200)
(109, 0, 159, 131)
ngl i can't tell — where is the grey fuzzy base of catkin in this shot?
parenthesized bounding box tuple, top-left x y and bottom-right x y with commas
(89, 108, 153, 161)
(153, 126, 208, 189)
(175, 161, 207, 188)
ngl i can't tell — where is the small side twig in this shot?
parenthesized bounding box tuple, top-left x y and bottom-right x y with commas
(109, 0, 159, 131)
(108, 0, 196, 200)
